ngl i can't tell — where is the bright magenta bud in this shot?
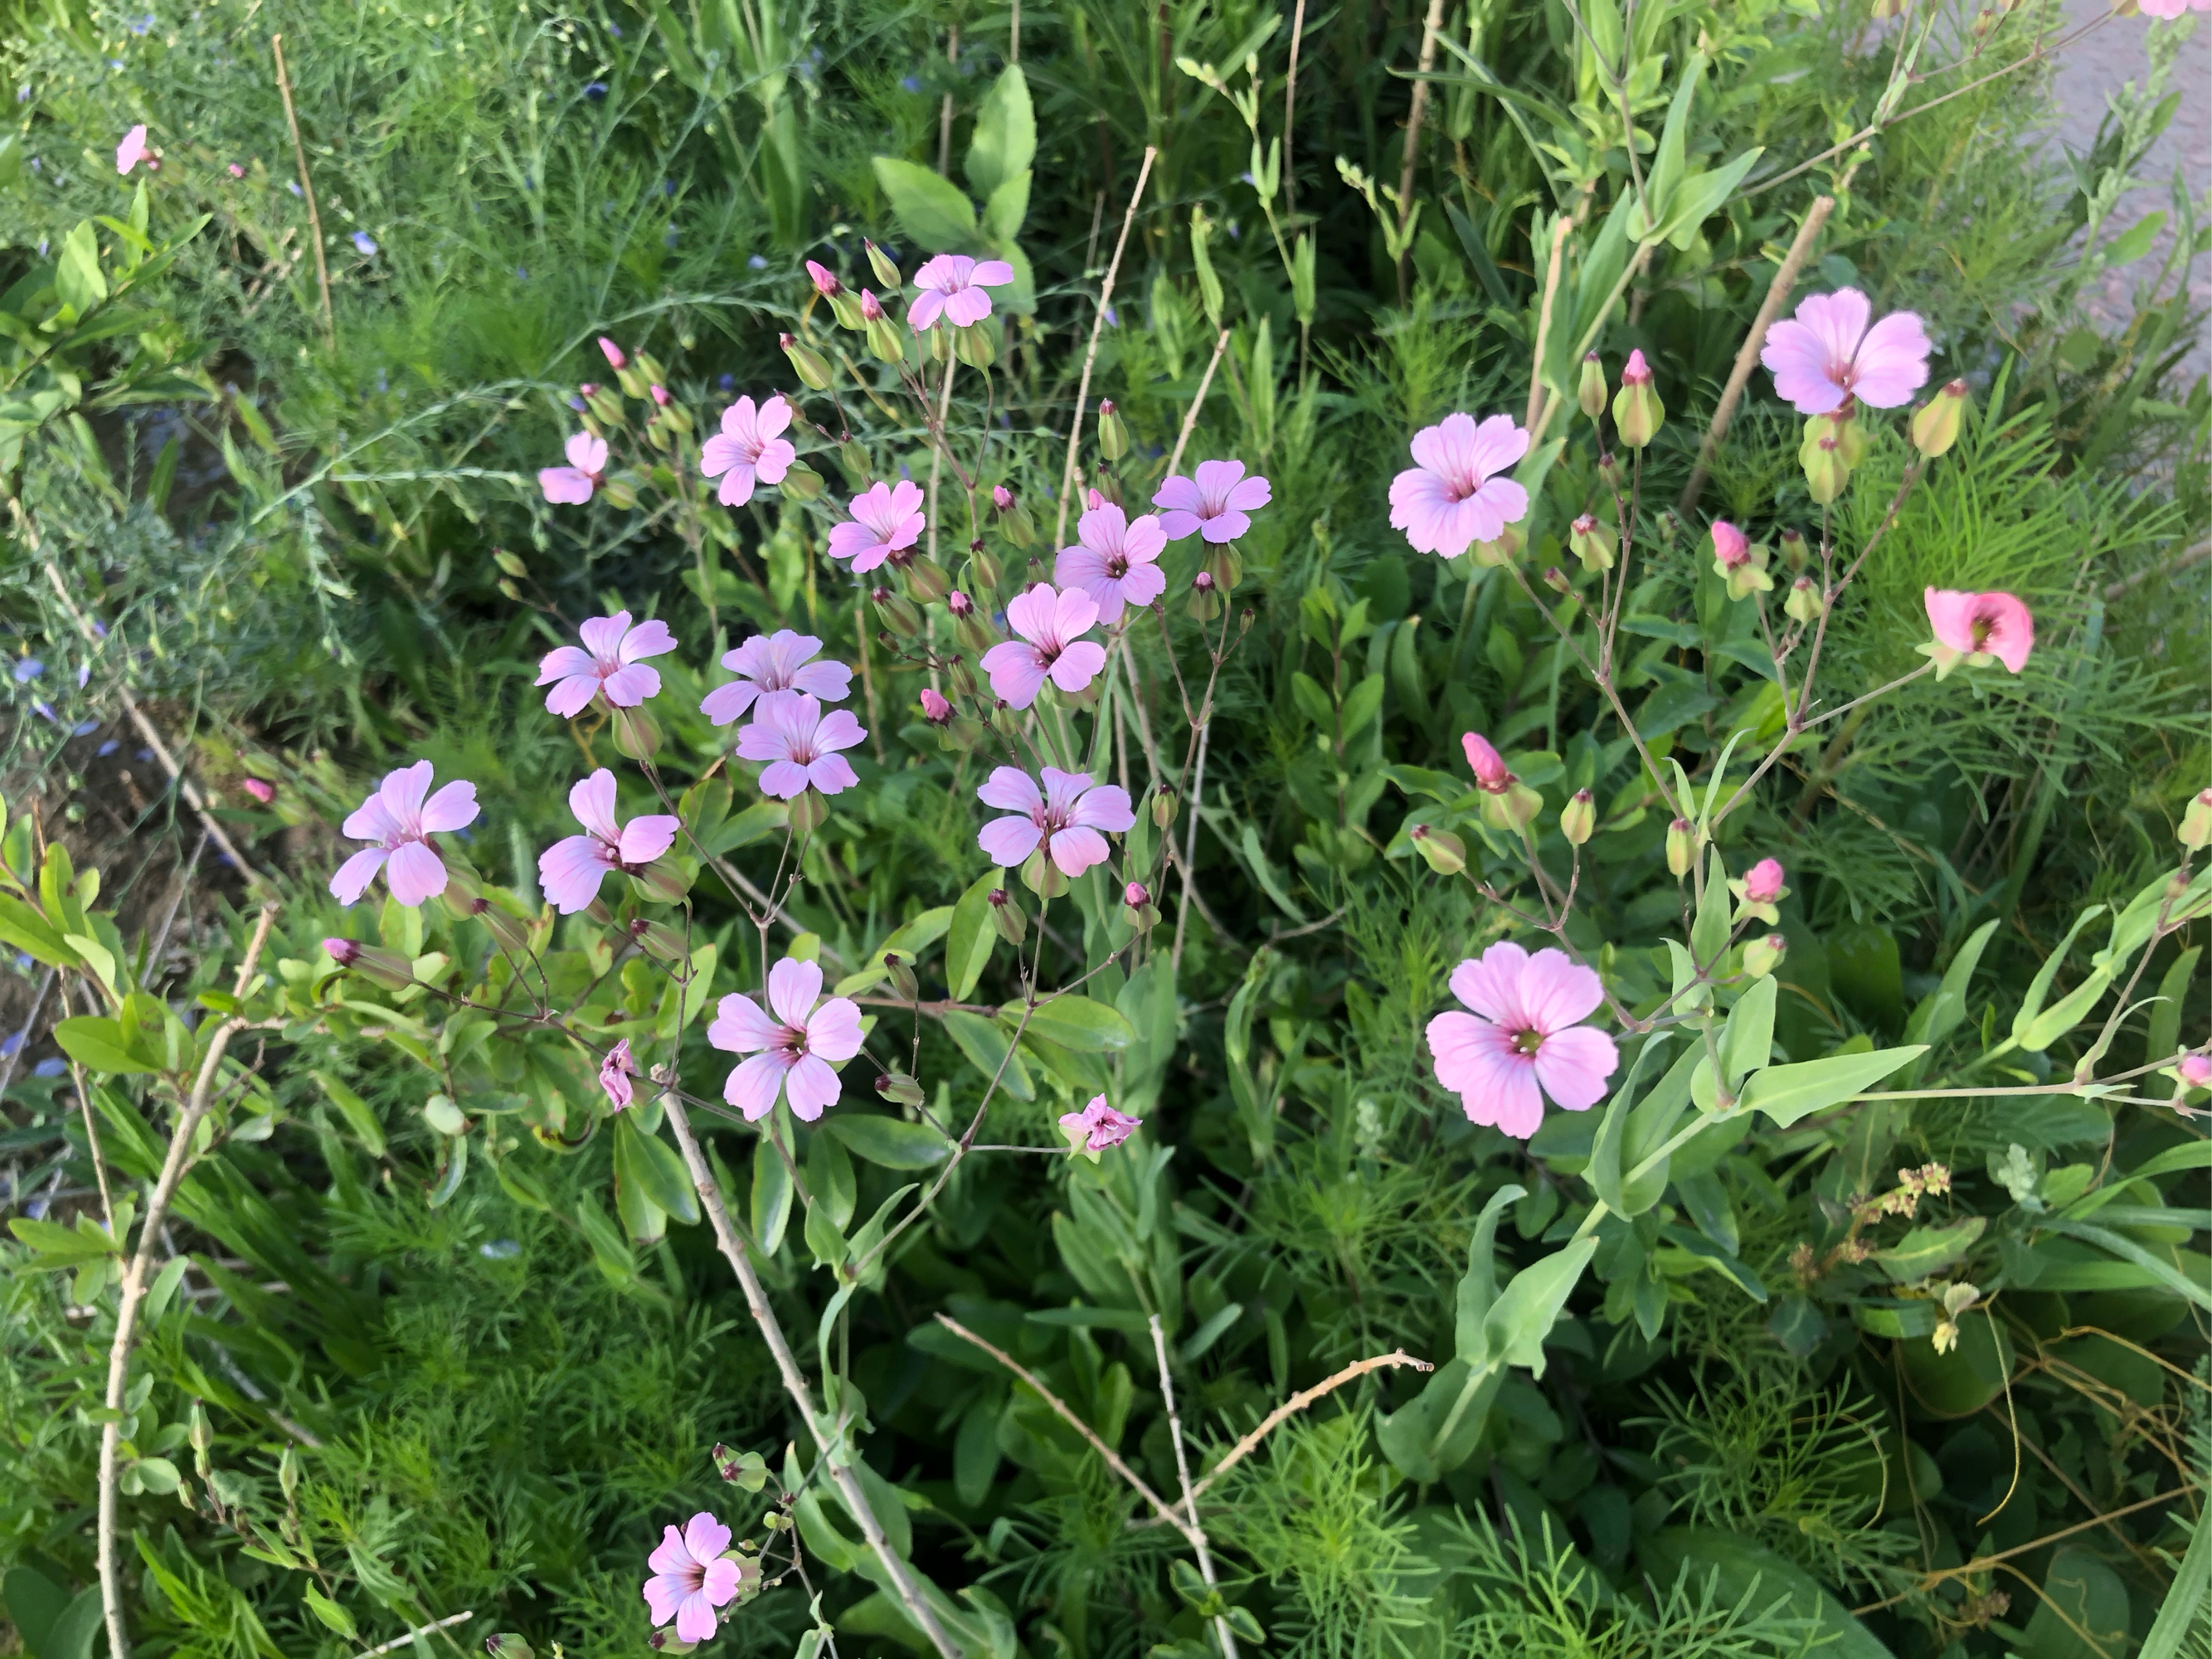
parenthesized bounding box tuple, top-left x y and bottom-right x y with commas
(1462, 732, 1514, 792)
(1124, 881, 1151, 907)
(649, 382, 672, 406)
(243, 776, 275, 804)
(1612, 348, 1664, 448)
(805, 260, 842, 299)
(920, 687, 952, 725)
(597, 336, 627, 370)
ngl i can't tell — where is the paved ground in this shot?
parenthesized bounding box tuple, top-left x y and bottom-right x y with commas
(2050, 2, 2210, 378)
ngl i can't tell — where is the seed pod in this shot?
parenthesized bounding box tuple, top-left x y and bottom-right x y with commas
(1802, 435, 1849, 505)
(2180, 787, 2212, 851)
(883, 951, 921, 1002)
(876, 1071, 925, 1107)
(865, 239, 902, 289)
(988, 886, 1027, 946)
(1784, 577, 1825, 625)
(872, 585, 922, 639)
(1743, 933, 1789, 979)
(903, 556, 950, 604)
(1096, 399, 1128, 462)
(780, 461, 825, 501)
(323, 937, 416, 990)
(612, 703, 662, 761)
(1153, 785, 1179, 829)
(1569, 513, 1612, 574)
(1665, 817, 1697, 878)
(1471, 524, 1522, 567)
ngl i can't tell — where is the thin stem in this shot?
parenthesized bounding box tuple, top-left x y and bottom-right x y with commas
(1281, 0, 1307, 216)
(1525, 218, 1570, 432)
(1169, 328, 1233, 476)
(1395, 0, 1448, 307)
(1055, 147, 1158, 546)
(270, 35, 334, 348)
(1149, 1315, 1239, 1659)
(1184, 1350, 1433, 1501)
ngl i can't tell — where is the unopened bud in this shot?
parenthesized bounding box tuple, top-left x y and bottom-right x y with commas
(876, 1071, 926, 1107)
(1666, 817, 1698, 878)
(872, 586, 922, 638)
(996, 489, 1036, 548)
(647, 1633, 696, 1657)
(1578, 352, 1608, 419)
(2180, 788, 2212, 851)
(837, 439, 873, 485)
(1803, 435, 1848, 504)
(948, 656, 979, 700)
(1153, 785, 1179, 829)
(1743, 933, 1789, 980)
(1785, 577, 1825, 625)
(1471, 523, 1523, 567)
(780, 333, 834, 392)
(600, 474, 639, 510)
(903, 555, 950, 603)
(1204, 543, 1242, 594)
(1480, 784, 1544, 834)
(279, 1445, 300, 1501)
(1542, 565, 1573, 595)
(987, 887, 1027, 946)
(1122, 881, 1158, 930)
(1124, 881, 1151, 908)
(1912, 379, 1969, 459)
(1410, 824, 1466, 874)
(712, 1443, 771, 1489)
(189, 1402, 213, 1456)
(1561, 789, 1595, 846)
(630, 917, 689, 962)
(953, 323, 996, 368)
(1096, 400, 1127, 461)
(1612, 348, 1664, 448)
(583, 385, 625, 426)
(598, 336, 629, 372)
(631, 859, 693, 904)
(649, 382, 672, 408)
(1778, 527, 1807, 571)
(1569, 513, 1612, 573)
(612, 703, 662, 760)
(493, 547, 528, 579)
(1189, 568, 1222, 620)
(863, 294, 904, 362)
(864, 239, 902, 289)
(473, 900, 531, 958)
(323, 938, 415, 990)
(883, 951, 920, 1001)
(1596, 450, 1622, 492)
(780, 460, 824, 501)
(920, 687, 953, 725)
(485, 1637, 533, 1659)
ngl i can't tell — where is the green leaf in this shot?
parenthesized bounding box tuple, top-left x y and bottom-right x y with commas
(1590, 1037, 1685, 1219)
(872, 158, 977, 252)
(312, 1069, 385, 1156)
(824, 1113, 950, 1170)
(1738, 1044, 1925, 1127)
(1852, 1300, 1937, 1339)
(1636, 51, 1708, 237)
(8, 1218, 116, 1262)
(302, 1587, 357, 1640)
(1454, 1185, 1522, 1360)
(1377, 1357, 1501, 1481)
(1637, 1530, 1896, 1659)
(834, 906, 956, 995)
(1653, 149, 1762, 250)
(965, 66, 1036, 199)
(1870, 1216, 1985, 1283)
(0, 895, 77, 967)
(1719, 975, 1776, 1089)
(56, 221, 108, 314)
(1482, 1238, 1598, 1376)
(751, 1136, 793, 1254)
(980, 171, 1030, 247)
(2011, 904, 2105, 1043)
(944, 1010, 1034, 1101)
(143, 1253, 191, 1322)
(613, 1119, 700, 1226)
(1004, 995, 1134, 1053)
(2140, 1501, 2211, 1659)
(945, 873, 1001, 1002)
(1905, 918, 2001, 1065)
(1689, 847, 1730, 969)
(2038, 1215, 2212, 1311)
(1660, 1225, 1767, 1301)
(54, 1015, 158, 1076)
(2017, 968, 2112, 1053)
(703, 799, 788, 855)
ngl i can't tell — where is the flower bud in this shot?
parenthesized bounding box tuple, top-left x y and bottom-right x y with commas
(989, 885, 1029, 944)
(600, 474, 639, 510)
(632, 859, 693, 904)
(1570, 513, 1612, 573)
(862, 292, 904, 362)
(1714, 526, 1773, 601)
(1096, 400, 1128, 461)
(780, 333, 834, 392)
(1665, 817, 1697, 878)
(1153, 785, 1179, 829)
(630, 917, 689, 961)
(877, 1071, 926, 1107)
(864, 239, 902, 289)
(1124, 880, 1151, 908)
(920, 687, 952, 725)
(787, 788, 829, 835)
(1122, 882, 1158, 930)
(324, 937, 416, 990)
(647, 1633, 696, 1657)
(1596, 450, 1622, 492)
(1803, 435, 1849, 504)
(583, 385, 625, 426)
(612, 703, 662, 761)
(779, 460, 824, 501)
(949, 659, 980, 704)
(189, 1402, 213, 1456)
(2180, 1051, 2211, 1090)
(486, 1637, 535, 1659)
(1743, 933, 1788, 980)
(1612, 348, 1664, 448)
(1542, 565, 1573, 595)
(1778, 527, 1808, 572)
(713, 1443, 771, 1490)
(1711, 519, 1749, 572)
(1204, 543, 1242, 594)
(1578, 352, 1607, 420)
(1912, 379, 1969, 459)
(872, 585, 922, 638)
(1410, 823, 1466, 874)
(996, 488, 1037, 549)
(805, 260, 843, 299)
(1462, 732, 1514, 793)
(836, 440, 873, 486)
(953, 323, 996, 369)
(2180, 788, 2212, 851)
(903, 556, 950, 604)
(1189, 568, 1222, 620)
(1560, 789, 1595, 846)
(882, 951, 920, 1001)
(1479, 784, 1545, 834)
(649, 382, 672, 408)
(598, 336, 628, 371)
(1784, 577, 1825, 625)
(472, 900, 531, 958)
(1471, 524, 1522, 567)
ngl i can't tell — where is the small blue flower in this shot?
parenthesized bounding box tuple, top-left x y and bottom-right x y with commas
(900, 75, 921, 91)
(31, 701, 55, 722)
(33, 1058, 66, 1078)
(136, 747, 153, 761)
(515, 265, 528, 279)
(75, 664, 89, 688)
(717, 372, 735, 391)
(607, 20, 621, 35)
(352, 231, 377, 255)
(479, 1238, 522, 1259)
(374, 367, 388, 393)
(13, 658, 41, 682)
(0, 1034, 16, 1058)
(664, 226, 678, 247)
(567, 395, 586, 412)
(97, 740, 119, 757)
(584, 80, 607, 100)
(15, 85, 28, 103)
(25, 1198, 46, 1220)
(287, 180, 302, 197)
(129, 13, 155, 33)
(11, 954, 32, 972)
(71, 721, 97, 737)
(747, 253, 767, 270)
(1104, 305, 1120, 327)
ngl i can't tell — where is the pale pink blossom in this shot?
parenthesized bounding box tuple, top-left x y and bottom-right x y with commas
(116, 124, 148, 175)
(1054, 502, 1168, 623)
(2140, 0, 2210, 16)
(600, 1039, 637, 1111)
(642, 1512, 741, 1644)
(242, 777, 276, 805)
(598, 337, 628, 370)
(1059, 1094, 1142, 1152)
(701, 630, 851, 725)
(1154, 459, 1272, 543)
(1461, 732, 1513, 793)
(1923, 588, 2034, 677)
(980, 583, 1107, 708)
(538, 431, 608, 505)
(734, 690, 865, 799)
(537, 768, 681, 914)
(700, 395, 795, 506)
(536, 611, 676, 716)
(975, 766, 1134, 875)
(827, 479, 926, 573)
(330, 761, 479, 907)
(920, 687, 952, 723)
(1761, 289, 1932, 416)
(1388, 413, 1530, 558)
(708, 957, 864, 1121)
(2180, 1052, 2212, 1087)
(1427, 941, 1620, 1138)
(908, 254, 1014, 330)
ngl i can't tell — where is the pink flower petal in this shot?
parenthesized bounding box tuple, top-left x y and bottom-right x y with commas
(384, 839, 449, 907)
(579, 613, 632, 660)
(725, 1052, 790, 1120)
(539, 466, 595, 504)
(599, 663, 661, 707)
(1533, 1025, 1619, 1112)
(682, 1513, 732, 1559)
(1516, 948, 1605, 1032)
(544, 674, 600, 718)
(978, 767, 1045, 813)
(417, 781, 479, 835)
(709, 993, 780, 1054)
(979, 815, 1043, 866)
(784, 1053, 841, 1121)
(617, 814, 681, 864)
(768, 957, 824, 1027)
(1048, 825, 1110, 875)
(329, 846, 388, 906)
(805, 997, 864, 1063)
(539, 834, 611, 914)
(647, 1525, 693, 1577)
(1449, 942, 1531, 1024)
(1849, 310, 1932, 408)
(673, 1593, 719, 1645)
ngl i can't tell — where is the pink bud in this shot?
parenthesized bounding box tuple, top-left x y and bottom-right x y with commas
(948, 589, 975, 618)
(226, 162, 245, 178)
(323, 937, 360, 966)
(649, 383, 671, 406)
(1085, 487, 1106, 509)
(992, 485, 1014, 512)
(920, 687, 952, 724)
(597, 337, 627, 370)
(1461, 732, 1513, 793)
(1621, 348, 1653, 386)
(1125, 881, 1151, 907)
(579, 382, 600, 397)
(805, 259, 843, 298)
(1572, 512, 1597, 535)
(1192, 570, 1217, 591)
(859, 289, 886, 322)
(2181, 1052, 2212, 1088)
(242, 777, 275, 805)
(1711, 520, 1749, 569)
(1742, 857, 1787, 903)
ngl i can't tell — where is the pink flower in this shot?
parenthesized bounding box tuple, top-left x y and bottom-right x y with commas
(2140, 0, 2211, 15)
(116, 124, 148, 175)
(975, 766, 1134, 876)
(708, 957, 864, 1121)
(860, 288, 887, 322)
(1154, 459, 1272, 544)
(1711, 520, 1749, 569)
(1761, 289, 1932, 416)
(226, 163, 245, 179)
(642, 1513, 741, 1644)
(1742, 858, 1786, 904)
(1388, 413, 1531, 558)
(1923, 589, 2034, 678)
(1054, 502, 1169, 623)
(1059, 1094, 1142, 1153)
(537, 768, 681, 914)
(805, 260, 843, 297)
(1427, 941, 1620, 1138)
(2180, 1052, 2212, 1087)
(538, 431, 608, 505)
(908, 254, 1014, 330)
(1461, 732, 1514, 794)
(920, 687, 952, 724)
(734, 691, 866, 799)
(702, 630, 851, 725)
(980, 584, 1107, 708)
(649, 383, 671, 407)
(599, 337, 628, 370)
(600, 1039, 637, 1111)
(827, 480, 926, 574)
(1124, 881, 1150, 907)
(330, 761, 479, 907)
(536, 611, 677, 716)
(241, 777, 276, 805)
(700, 395, 795, 507)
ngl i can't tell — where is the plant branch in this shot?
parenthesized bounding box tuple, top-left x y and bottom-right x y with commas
(1055, 147, 1157, 545)
(1186, 1350, 1434, 1501)
(1169, 328, 1233, 476)
(270, 34, 334, 348)
(1149, 1315, 1238, 1659)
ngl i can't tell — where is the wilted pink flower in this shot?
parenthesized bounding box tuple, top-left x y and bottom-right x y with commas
(975, 766, 1134, 875)
(1059, 1094, 1142, 1153)
(538, 431, 608, 505)
(908, 254, 1014, 330)
(1388, 413, 1531, 559)
(1462, 732, 1514, 794)
(1711, 520, 1749, 569)
(1762, 289, 1932, 416)
(116, 124, 148, 175)
(700, 395, 795, 506)
(2180, 1052, 2212, 1087)
(1427, 941, 1619, 1138)
(1923, 588, 2034, 678)
(1742, 859, 1786, 904)
(241, 776, 276, 805)
(642, 1513, 741, 1644)
(1154, 459, 1271, 543)
(708, 957, 864, 1121)
(920, 687, 952, 724)
(600, 1039, 637, 1111)
(702, 629, 851, 725)
(734, 691, 866, 799)
(598, 336, 628, 370)
(981, 584, 1106, 708)
(330, 761, 479, 907)
(537, 768, 681, 914)
(536, 611, 677, 716)
(1054, 502, 1168, 623)
(805, 260, 843, 297)
(827, 479, 926, 573)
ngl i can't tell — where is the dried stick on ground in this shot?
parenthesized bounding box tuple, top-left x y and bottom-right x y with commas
(1055, 147, 1158, 546)
(270, 34, 334, 348)
(1676, 195, 1835, 514)
(1186, 1349, 1432, 1501)
(99, 904, 277, 1659)
(1394, 0, 1448, 306)
(1168, 328, 1233, 477)
(662, 1094, 963, 1659)
(1150, 1315, 1240, 1659)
